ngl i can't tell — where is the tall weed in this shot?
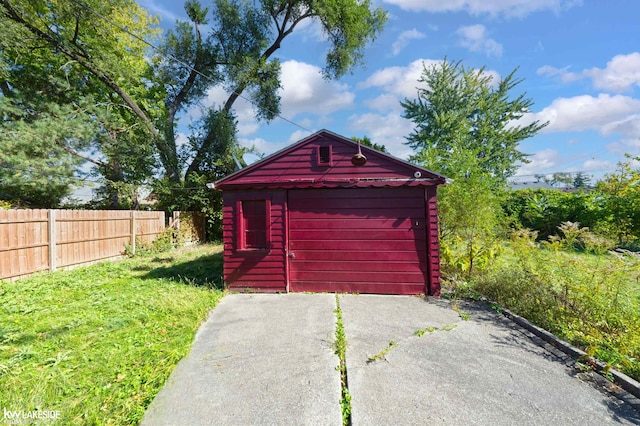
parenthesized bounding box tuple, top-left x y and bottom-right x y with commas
(454, 227, 640, 381)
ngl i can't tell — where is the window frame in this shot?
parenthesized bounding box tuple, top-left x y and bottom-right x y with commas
(236, 197, 271, 253)
(317, 145, 332, 166)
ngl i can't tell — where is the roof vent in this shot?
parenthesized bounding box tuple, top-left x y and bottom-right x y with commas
(318, 146, 331, 165)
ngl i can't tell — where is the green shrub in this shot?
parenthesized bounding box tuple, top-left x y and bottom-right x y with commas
(503, 189, 600, 239)
(461, 228, 640, 382)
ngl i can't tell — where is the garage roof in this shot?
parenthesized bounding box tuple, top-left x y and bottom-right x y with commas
(215, 129, 446, 190)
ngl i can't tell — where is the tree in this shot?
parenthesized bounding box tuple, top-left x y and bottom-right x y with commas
(0, 98, 92, 207)
(1, 0, 387, 213)
(572, 172, 591, 189)
(152, 0, 387, 184)
(402, 59, 548, 187)
(545, 172, 573, 188)
(403, 59, 547, 275)
(594, 157, 640, 245)
(0, 0, 161, 207)
(439, 150, 506, 275)
(351, 136, 388, 153)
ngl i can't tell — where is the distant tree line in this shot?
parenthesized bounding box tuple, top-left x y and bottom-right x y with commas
(505, 158, 640, 247)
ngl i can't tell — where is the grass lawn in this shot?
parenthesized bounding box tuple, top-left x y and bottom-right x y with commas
(0, 244, 225, 425)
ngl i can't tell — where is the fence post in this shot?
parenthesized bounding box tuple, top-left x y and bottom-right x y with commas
(130, 210, 136, 255)
(173, 211, 181, 232)
(48, 209, 56, 272)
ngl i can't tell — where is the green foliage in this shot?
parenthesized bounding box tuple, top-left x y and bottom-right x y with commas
(351, 135, 388, 153)
(503, 188, 599, 240)
(593, 157, 640, 245)
(403, 59, 547, 186)
(0, 244, 224, 424)
(414, 326, 437, 337)
(333, 294, 351, 426)
(546, 221, 615, 254)
(459, 231, 640, 382)
(504, 157, 640, 246)
(2, 0, 387, 213)
(0, 0, 160, 208)
(153, 173, 223, 241)
(405, 59, 546, 276)
(426, 148, 505, 276)
(451, 302, 470, 320)
(309, 0, 387, 79)
(367, 341, 397, 363)
(125, 228, 182, 257)
(153, 0, 387, 183)
(0, 97, 91, 207)
(573, 172, 591, 189)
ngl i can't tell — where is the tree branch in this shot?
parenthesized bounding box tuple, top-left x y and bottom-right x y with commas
(221, 9, 311, 113)
(55, 140, 105, 168)
(0, 0, 159, 140)
(188, 6, 315, 177)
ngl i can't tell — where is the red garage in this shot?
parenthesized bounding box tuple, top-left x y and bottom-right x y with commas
(214, 130, 446, 296)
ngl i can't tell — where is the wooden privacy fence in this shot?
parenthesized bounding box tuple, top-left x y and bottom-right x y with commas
(0, 209, 165, 281)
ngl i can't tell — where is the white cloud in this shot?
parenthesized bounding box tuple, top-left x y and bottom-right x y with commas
(601, 114, 640, 137)
(607, 138, 640, 156)
(185, 60, 354, 139)
(456, 25, 503, 58)
(356, 59, 503, 158)
(238, 137, 290, 157)
(185, 86, 259, 137)
(392, 29, 426, 55)
(287, 129, 314, 144)
(514, 153, 614, 180)
(279, 60, 355, 118)
(294, 18, 327, 43)
(138, 0, 181, 22)
(381, 0, 581, 17)
(523, 94, 640, 137)
(584, 53, 640, 92)
(365, 93, 404, 113)
(360, 58, 501, 108)
(538, 53, 640, 92)
(581, 158, 614, 171)
(536, 65, 581, 83)
(515, 149, 561, 176)
(175, 132, 189, 150)
(360, 59, 501, 96)
(347, 112, 414, 159)
(359, 59, 441, 98)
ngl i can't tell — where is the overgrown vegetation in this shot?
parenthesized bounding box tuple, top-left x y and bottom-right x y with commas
(0, 244, 224, 424)
(404, 59, 640, 383)
(445, 227, 640, 382)
(505, 156, 640, 247)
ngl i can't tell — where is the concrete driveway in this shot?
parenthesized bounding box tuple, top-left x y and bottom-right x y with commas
(142, 294, 640, 425)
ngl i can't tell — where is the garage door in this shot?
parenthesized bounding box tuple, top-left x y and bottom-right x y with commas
(288, 188, 428, 294)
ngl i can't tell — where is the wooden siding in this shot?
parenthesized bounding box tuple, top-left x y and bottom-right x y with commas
(0, 209, 164, 280)
(216, 131, 445, 189)
(288, 188, 429, 295)
(223, 190, 287, 292)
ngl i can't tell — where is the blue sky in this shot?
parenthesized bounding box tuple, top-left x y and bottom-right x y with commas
(141, 0, 640, 183)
